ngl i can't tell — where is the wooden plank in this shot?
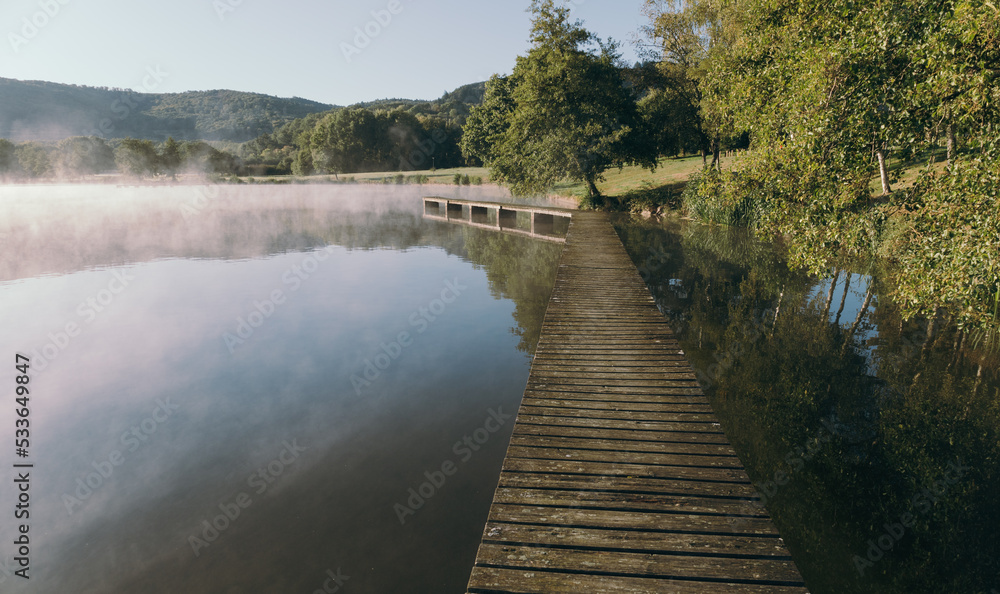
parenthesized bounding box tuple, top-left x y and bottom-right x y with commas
(487, 505, 778, 535)
(517, 405, 720, 423)
(468, 567, 808, 594)
(500, 459, 752, 485)
(506, 435, 738, 457)
(491, 488, 763, 517)
(478, 523, 788, 557)
(497, 472, 756, 498)
(466, 210, 804, 592)
(473, 544, 804, 584)
(504, 446, 743, 469)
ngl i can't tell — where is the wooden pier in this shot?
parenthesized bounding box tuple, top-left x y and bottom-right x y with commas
(464, 211, 807, 593)
(423, 197, 573, 243)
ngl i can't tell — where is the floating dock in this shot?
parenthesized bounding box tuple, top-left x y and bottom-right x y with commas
(459, 209, 808, 593)
(423, 197, 573, 243)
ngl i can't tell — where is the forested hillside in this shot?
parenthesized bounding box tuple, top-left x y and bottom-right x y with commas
(0, 78, 334, 142)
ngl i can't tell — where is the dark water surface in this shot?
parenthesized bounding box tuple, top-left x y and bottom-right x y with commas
(614, 215, 1000, 594)
(0, 185, 564, 593)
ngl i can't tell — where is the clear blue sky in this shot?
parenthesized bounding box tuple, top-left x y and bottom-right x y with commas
(1, 0, 649, 106)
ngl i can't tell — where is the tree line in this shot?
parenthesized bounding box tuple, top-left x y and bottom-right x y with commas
(0, 136, 242, 180)
(641, 0, 998, 328)
(240, 106, 466, 176)
(461, 0, 997, 329)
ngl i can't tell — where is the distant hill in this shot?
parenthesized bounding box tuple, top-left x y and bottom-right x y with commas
(349, 82, 487, 123)
(0, 78, 335, 143)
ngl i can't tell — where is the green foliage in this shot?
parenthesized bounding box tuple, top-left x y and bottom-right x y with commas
(637, 0, 734, 162)
(15, 143, 51, 177)
(464, 0, 656, 197)
(453, 173, 463, 185)
(652, 0, 1000, 328)
(55, 136, 115, 176)
(159, 137, 182, 176)
(461, 75, 516, 166)
(115, 138, 159, 177)
(682, 168, 762, 226)
(242, 83, 484, 174)
(895, 156, 1000, 328)
(0, 138, 13, 174)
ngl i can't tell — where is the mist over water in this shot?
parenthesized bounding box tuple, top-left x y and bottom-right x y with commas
(0, 184, 564, 593)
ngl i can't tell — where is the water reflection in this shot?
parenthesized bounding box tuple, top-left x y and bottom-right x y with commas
(614, 215, 1000, 594)
(0, 185, 562, 593)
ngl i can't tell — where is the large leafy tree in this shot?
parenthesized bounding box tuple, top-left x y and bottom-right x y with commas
(464, 0, 655, 197)
(115, 138, 160, 177)
(462, 75, 516, 167)
(15, 143, 51, 178)
(310, 108, 386, 175)
(638, 0, 729, 167)
(56, 136, 116, 176)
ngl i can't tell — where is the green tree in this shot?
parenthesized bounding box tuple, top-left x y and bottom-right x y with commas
(115, 138, 160, 177)
(461, 75, 516, 166)
(15, 143, 52, 178)
(56, 136, 115, 176)
(466, 0, 655, 197)
(159, 137, 183, 177)
(638, 0, 730, 167)
(310, 108, 385, 175)
(0, 138, 15, 175)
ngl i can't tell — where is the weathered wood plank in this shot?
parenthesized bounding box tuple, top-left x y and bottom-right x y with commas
(478, 523, 788, 557)
(491, 488, 763, 517)
(496, 471, 757, 497)
(467, 567, 808, 594)
(474, 543, 804, 584)
(504, 446, 743, 469)
(500, 458, 752, 485)
(506, 435, 738, 456)
(487, 505, 778, 535)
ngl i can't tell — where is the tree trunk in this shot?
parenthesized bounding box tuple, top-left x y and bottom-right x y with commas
(770, 287, 785, 339)
(822, 269, 840, 320)
(842, 286, 874, 355)
(835, 273, 852, 325)
(701, 146, 708, 168)
(946, 122, 956, 165)
(711, 137, 721, 171)
(877, 150, 891, 195)
(586, 177, 600, 198)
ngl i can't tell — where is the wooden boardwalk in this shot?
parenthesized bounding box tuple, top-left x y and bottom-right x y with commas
(466, 212, 807, 593)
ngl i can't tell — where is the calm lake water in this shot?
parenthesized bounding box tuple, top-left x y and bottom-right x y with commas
(0, 184, 564, 593)
(614, 215, 1000, 594)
